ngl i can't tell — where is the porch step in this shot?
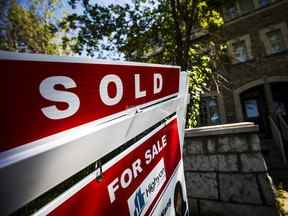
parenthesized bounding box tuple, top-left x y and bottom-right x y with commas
(260, 138, 286, 169)
(259, 138, 288, 188)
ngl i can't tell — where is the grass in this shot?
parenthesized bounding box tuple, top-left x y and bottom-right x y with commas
(276, 183, 288, 216)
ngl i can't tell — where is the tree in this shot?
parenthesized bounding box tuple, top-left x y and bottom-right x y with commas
(65, 0, 224, 63)
(65, 0, 230, 127)
(63, 0, 229, 127)
(0, 0, 60, 54)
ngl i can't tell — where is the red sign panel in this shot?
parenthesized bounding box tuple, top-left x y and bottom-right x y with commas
(0, 58, 179, 152)
(47, 118, 181, 216)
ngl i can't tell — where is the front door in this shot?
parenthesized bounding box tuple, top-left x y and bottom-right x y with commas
(240, 85, 271, 138)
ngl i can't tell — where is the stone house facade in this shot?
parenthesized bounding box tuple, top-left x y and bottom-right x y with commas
(196, 0, 288, 182)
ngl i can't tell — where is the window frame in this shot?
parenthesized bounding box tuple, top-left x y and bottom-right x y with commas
(223, 0, 278, 21)
(237, 0, 255, 14)
(199, 93, 226, 126)
(228, 34, 253, 64)
(223, 0, 256, 21)
(259, 22, 288, 55)
(252, 0, 275, 9)
(223, 2, 240, 21)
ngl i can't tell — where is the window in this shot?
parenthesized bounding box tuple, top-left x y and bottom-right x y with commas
(223, 0, 255, 21)
(223, 2, 239, 20)
(232, 40, 249, 62)
(244, 99, 259, 118)
(200, 96, 221, 126)
(253, 0, 279, 8)
(266, 29, 285, 54)
(228, 34, 253, 64)
(256, 0, 271, 7)
(238, 0, 255, 14)
(260, 22, 288, 55)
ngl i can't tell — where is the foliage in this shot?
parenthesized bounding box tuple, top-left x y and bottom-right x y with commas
(276, 183, 288, 216)
(0, 0, 60, 54)
(64, 0, 225, 64)
(187, 36, 229, 127)
(63, 0, 229, 127)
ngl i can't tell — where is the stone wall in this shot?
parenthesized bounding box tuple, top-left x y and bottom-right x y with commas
(184, 122, 279, 216)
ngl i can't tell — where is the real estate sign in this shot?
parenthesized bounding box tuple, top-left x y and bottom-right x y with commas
(36, 118, 187, 216)
(0, 51, 188, 215)
(0, 52, 179, 152)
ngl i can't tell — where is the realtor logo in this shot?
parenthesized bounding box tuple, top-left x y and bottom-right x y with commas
(128, 159, 166, 216)
(133, 189, 145, 216)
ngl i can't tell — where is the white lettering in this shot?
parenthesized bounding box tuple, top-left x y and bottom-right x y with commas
(108, 177, 119, 203)
(145, 135, 168, 165)
(100, 74, 123, 106)
(162, 135, 167, 148)
(145, 149, 152, 165)
(134, 74, 146, 98)
(120, 168, 133, 189)
(153, 73, 163, 94)
(157, 140, 163, 151)
(39, 76, 80, 120)
(132, 159, 143, 178)
(152, 144, 159, 158)
(107, 158, 143, 203)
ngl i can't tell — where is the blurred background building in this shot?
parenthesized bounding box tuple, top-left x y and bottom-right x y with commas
(196, 0, 288, 184)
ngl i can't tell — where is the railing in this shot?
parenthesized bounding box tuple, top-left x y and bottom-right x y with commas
(278, 114, 288, 141)
(268, 115, 287, 164)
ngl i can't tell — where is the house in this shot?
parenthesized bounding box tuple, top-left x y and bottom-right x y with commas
(198, 0, 288, 183)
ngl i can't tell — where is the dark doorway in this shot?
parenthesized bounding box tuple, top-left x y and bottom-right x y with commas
(240, 85, 271, 138)
(271, 82, 288, 158)
(271, 82, 288, 123)
(240, 81, 288, 185)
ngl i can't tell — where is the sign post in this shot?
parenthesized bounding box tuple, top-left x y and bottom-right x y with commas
(0, 51, 189, 215)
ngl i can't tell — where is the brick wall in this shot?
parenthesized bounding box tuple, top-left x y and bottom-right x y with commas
(184, 123, 278, 216)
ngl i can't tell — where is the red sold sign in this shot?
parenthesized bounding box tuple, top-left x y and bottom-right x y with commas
(0, 56, 179, 152)
(41, 118, 181, 216)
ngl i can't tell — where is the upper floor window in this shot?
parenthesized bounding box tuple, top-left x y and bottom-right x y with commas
(238, 0, 255, 14)
(223, 0, 255, 21)
(223, 0, 278, 21)
(256, 0, 271, 7)
(267, 29, 285, 53)
(232, 40, 249, 62)
(260, 22, 288, 55)
(223, 2, 239, 20)
(228, 34, 253, 64)
(253, 0, 279, 8)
